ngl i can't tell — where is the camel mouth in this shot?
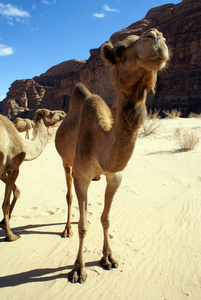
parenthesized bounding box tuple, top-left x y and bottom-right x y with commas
(152, 56, 168, 64)
(139, 56, 167, 71)
(147, 50, 169, 62)
(152, 58, 167, 71)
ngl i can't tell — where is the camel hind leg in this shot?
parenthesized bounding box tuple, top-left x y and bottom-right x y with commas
(100, 172, 122, 269)
(62, 164, 74, 237)
(9, 184, 21, 218)
(0, 183, 21, 226)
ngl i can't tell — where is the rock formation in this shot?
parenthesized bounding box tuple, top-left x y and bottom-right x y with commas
(0, 0, 200, 118)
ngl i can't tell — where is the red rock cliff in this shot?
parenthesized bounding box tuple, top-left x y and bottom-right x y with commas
(0, 0, 200, 119)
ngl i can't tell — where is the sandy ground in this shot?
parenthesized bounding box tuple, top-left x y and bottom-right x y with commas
(0, 117, 201, 300)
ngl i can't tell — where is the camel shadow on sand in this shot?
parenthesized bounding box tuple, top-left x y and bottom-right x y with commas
(0, 221, 78, 242)
(0, 261, 101, 287)
(0, 221, 101, 287)
(146, 148, 189, 156)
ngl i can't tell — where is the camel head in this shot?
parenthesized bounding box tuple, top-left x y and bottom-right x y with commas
(101, 28, 169, 92)
(34, 109, 66, 127)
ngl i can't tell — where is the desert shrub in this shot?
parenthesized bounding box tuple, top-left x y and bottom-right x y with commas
(139, 109, 161, 136)
(174, 128, 199, 151)
(188, 112, 201, 118)
(163, 109, 182, 118)
(188, 112, 197, 118)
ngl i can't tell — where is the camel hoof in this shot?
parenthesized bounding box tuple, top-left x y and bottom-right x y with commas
(68, 268, 87, 284)
(112, 262, 118, 269)
(61, 228, 74, 238)
(6, 233, 20, 242)
(100, 256, 118, 270)
(68, 271, 87, 284)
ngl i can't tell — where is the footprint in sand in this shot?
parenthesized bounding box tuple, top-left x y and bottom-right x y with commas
(13, 215, 31, 220)
(40, 210, 55, 216)
(14, 207, 40, 220)
(27, 207, 40, 212)
(88, 202, 102, 207)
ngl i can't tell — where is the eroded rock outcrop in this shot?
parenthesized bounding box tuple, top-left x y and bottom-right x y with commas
(0, 0, 200, 119)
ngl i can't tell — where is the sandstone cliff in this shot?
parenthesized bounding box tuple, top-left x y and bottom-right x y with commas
(0, 0, 200, 119)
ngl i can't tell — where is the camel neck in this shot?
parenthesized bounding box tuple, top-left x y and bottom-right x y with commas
(24, 119, 48, 161)
(103, 88, 146, 173)
(115, 87, 147, 133)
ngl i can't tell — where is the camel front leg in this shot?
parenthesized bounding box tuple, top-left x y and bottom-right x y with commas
(68, 176, 90, 284)
(62, 164, 73, 237)
(1, 170, 20, 241)
(25, 130, 29, 139)
(100, 172, 122, 270)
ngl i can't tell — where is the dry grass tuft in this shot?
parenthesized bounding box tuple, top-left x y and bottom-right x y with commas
(188, 112, 201, 118)
(163, 109, 182, 118)
(174, 128, 199, 151)
(139, 109, 161, 136)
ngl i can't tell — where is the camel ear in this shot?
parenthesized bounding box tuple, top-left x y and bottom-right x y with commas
(34, 109, 43, 123)
(115, 45, 127, 62)
(101, 41, 116, 65)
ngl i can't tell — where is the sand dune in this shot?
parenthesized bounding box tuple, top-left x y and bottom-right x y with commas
(0, 118, 201, 300)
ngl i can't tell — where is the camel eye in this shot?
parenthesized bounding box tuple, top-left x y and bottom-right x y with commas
(146, 35, 156, 39)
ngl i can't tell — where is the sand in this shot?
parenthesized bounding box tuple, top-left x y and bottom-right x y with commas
(0, 117, 201, 300)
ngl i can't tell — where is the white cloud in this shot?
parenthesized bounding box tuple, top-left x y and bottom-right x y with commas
(31, 26, 39, 32)
(93, 13, 105, 18)
(7, 20, 14, 26)
(103, 5, 118, 12)
(0, 44, 14, 56)
(0, 95, 5, 101)
(93, 4, 118, 19)
(41, 0, 56, 5)
(0, 3, 30, 19)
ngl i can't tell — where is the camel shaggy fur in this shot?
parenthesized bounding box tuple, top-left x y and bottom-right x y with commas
(55, 28, 169, 283)
(0, 109, 66, 241)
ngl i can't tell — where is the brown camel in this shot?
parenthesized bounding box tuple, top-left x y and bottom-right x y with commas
(0, 108, 66, 241)
(55, 28, 169, 283)
(14, 117, 34, 139)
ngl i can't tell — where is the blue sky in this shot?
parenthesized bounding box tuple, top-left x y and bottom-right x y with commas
(0, 0, 181, 101)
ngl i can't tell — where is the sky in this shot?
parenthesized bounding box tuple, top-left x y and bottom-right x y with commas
(0, 0, 181, 101)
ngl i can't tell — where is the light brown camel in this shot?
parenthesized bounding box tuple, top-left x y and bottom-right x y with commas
(0, 108, 66, 241)
(14, 110, 66, 139)
(14, 117, 34, 139)
(55, 28, 169, 283)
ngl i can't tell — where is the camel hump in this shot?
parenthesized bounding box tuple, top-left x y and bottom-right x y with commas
(70, 83, 91, 109)
(82, 94, 113, 132)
